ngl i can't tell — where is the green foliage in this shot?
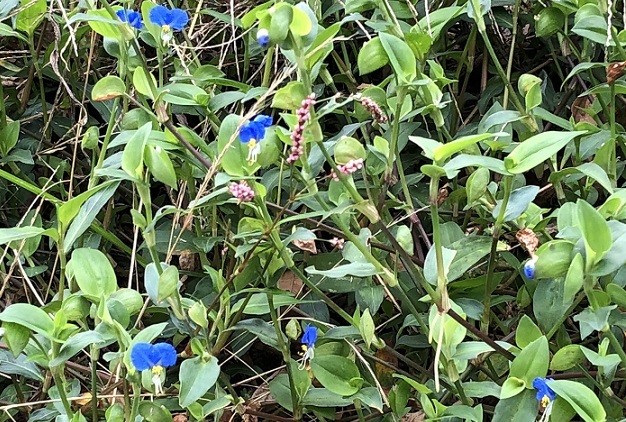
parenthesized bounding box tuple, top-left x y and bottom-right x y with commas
(1, 0, 626, 420)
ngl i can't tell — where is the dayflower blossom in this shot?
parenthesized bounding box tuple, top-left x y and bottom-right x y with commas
(329, 157, 364, 181)
(287, 93, 316, 164)
(149, 5, 188, 44)
(298, 325, 317, 370)
(116, 9, 143, 29)
(523, 255, 538, 279)
(239, 115, 272, 164)
(130, 342, 177, 395)
(533, 377, 556, 422)
(229, 181, 255, 204)
(257, 28, 269, 47)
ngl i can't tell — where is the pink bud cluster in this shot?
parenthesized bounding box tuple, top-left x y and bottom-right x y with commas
(330, 237, 345, 250)
(229, 181, 255, 204)
(360, 97, 387, 124)
(287, 93, 316, 164)
(329, 158, 364, 181)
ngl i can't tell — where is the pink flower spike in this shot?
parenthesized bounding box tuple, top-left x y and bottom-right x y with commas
(229, 181, 255, 204)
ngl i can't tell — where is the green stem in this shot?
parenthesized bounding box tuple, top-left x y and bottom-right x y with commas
(262, 46, 275, 88)
(90, 97, 121, 189)
(481, 175, 513, 333)
(267, 294, 301, 420)
(502, 0, 520, 109)
(429, 175, 446, 309)
(386, 87, 406, 181)
(29, 36, 48, 133)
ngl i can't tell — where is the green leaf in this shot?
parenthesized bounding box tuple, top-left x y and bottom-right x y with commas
(0, 120, 20, 157)
(80, 10, 123, 39)
(443, 154, 509, 178)
(0, 303, 54, 340)
(433, 133, 495, 163)
(144, 145, 177, 189)
(63, 181, 120, 251)
(573, 306, 615, 339)
(534, 240, 574, 279)
(572, 4, 607, 45)
(310, 355, 363, 396)
(334, 137, 366, 164)
(0, 226, 46, 245)
(564, 253, 584, 302)
(606, 283, 626, 308)
(305, 262, 378, 278)
(509, 336, 549, 386)
(359, 308, 375, 348)
(416, 7, 464, 42)
(344, 0, 377, 13)
(500, 377, 525, 399)
(232, 318, 286, 350)
(179, 355, 220, 407)
(358, 37, 389, 75)
(122, 122, 150, 179)
(515, 315, 542, 348)
(466, 167, 490, 204)
(157, 265, 180, 302)
(305, 23, 341, 70)
(492, 185, 539, 222)
(492, 389, 538, 422)
(550, 345, 585, 371)
(269, 3, 292, 43)
(16, 0, 46, 35)
(133, 67, 156, 100)
(271, 81, 307, 110)
(65, 248, 117, 301)
(0, 22, 28, 41)
(92, 76, 126, 101)
(549, 380, 606, 422)
(577, 199, 612, 261)
(2, 322, 31, 357)
(289, 4, 313, 37)
(504, 131, 585, 174)
(379, 32, 416, 83)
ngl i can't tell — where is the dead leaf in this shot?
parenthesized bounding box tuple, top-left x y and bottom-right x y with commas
(571, 96, 596, 126)
(293, 239, 317, 254)
(401, 412, 426, 422)
(516, 228, 539, 255)
(278, 271, 303, 295)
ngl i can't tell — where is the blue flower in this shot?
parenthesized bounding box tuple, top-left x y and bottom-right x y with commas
(116, 9, 143, 29)
(239, 115, 272, 164)
(149, 5, 188, 30)
(298, 325, 318, 369)
(301, 325, 317, 348)
(533, 377, 556, 407)
(523, 256, 537, 279)
(150, 5, 188, 43)
(131, 342, 177, 394)
(131, 342, 177, 371)
(257, 28, 269, 47)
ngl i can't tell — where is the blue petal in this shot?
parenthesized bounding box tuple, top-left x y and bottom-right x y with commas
(523, 259, 535, 279)
(257, 29, 269, 47)
(153, 343, 177, 367)
(253, 115, 273, 128)
(168, 8, 189, 31)
(301, 325, 318, 348)
(116, 9, 129, 22)
(131, 342, 156, 371)
(149, 5, 170, 27)
(128, 11, 143, 29)
(239, 121, 265, 144)
(532, 377, 556, 401)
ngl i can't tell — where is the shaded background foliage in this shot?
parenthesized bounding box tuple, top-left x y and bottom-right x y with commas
(0, 0, 625, 421)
